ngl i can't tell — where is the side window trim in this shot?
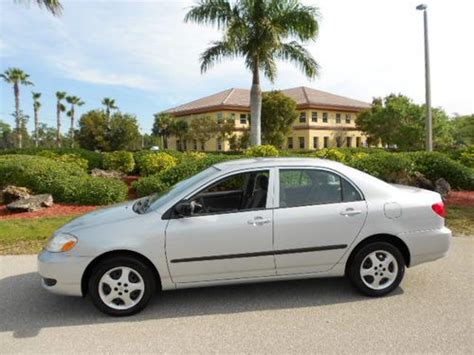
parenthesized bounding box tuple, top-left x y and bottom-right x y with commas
(167, 167, 275, 219)
(276, 166, 364, 209)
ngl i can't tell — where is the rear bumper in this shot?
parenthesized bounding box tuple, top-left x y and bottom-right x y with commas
(400, 227, 452, 267)
(37, 250, 93, 297)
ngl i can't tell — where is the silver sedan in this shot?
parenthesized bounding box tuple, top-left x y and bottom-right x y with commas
(38, 158, 451, 316)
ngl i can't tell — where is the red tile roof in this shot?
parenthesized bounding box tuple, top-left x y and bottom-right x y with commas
(165, 87, 370, 116)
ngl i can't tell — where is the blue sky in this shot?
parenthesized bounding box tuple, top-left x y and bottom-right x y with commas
(1, 0, 473, 134)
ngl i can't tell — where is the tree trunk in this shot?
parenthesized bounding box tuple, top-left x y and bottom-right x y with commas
(34, 107, 39, 148)
(56, 102, 61, 148)
(14, 83, 22, 148)
(70, 106, 75, 148)
(250, 66, 262, 146)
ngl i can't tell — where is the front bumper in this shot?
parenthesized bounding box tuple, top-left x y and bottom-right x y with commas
(37, 250, 94, 297)
(401, 226, 452, 267)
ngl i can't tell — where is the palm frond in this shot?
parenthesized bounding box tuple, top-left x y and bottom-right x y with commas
(276, 41, 319, 78)
(15, 0, 63, 16)
(200, 40, 240, 73)
(184, 0, 233, 29)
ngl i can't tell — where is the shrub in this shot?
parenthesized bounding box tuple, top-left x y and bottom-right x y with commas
(0, 155, 127, 205)
(132, 175, 169, 197)
(407, 151, 474, 190)
(245, 145, 279, 157)
(312, 148, 350, 163)
(103, 151, 135, 174)
(137, 152, 178, 176)
(37, 151, 88, 172)
(350, 152, 415, 184)
(0, 148, 103, 170)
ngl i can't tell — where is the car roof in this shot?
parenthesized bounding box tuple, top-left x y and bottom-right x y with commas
(213, 157, 343, 171)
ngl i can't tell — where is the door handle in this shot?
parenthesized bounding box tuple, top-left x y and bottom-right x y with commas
(247, 217, 271, 226)
(340, 208, 362, 217)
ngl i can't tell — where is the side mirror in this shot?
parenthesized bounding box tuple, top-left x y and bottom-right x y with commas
(174, 201, 192, 217)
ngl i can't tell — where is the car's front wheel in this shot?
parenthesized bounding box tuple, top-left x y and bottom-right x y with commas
(88, 256, 156, 316)
(349, 242, 405, 297)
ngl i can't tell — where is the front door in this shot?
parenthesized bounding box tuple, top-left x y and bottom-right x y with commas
(165, 169, 276, 284)
(274, 168, 367, 275)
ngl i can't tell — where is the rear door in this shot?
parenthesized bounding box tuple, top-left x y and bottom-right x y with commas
(274, 168, 367, 275)
(165, 169, 276, 284)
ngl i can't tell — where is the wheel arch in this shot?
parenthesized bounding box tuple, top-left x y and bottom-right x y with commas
(345, 234, 411, 276)
(81, 250, 162, 297)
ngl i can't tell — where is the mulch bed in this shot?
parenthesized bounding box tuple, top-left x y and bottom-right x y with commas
(0, 204, 98, 221)
(446, 191, 474, 207)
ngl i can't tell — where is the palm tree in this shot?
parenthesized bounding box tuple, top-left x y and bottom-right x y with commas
(1, 68, 34, 148)
(66, 95, 85, 148)
(16, 0, 63, 16)
(101, 97, 118, 119)
(170, 120, 189, 151)
(32, 91, 41, 147)
(185, 0, 320, 146)
(55, 91, 67, 148)
(152, 113, 174, 149)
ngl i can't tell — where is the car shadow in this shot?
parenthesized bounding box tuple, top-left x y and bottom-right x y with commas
(0, 271, 403, 338)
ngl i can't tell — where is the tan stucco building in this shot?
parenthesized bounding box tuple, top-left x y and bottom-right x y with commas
(164, 86, 371, 151)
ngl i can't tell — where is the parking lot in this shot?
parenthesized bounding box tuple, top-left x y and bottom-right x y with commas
(1, 237, 472, 353)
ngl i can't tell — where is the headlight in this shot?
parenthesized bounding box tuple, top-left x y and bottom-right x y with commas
(45, 233, 78, 253)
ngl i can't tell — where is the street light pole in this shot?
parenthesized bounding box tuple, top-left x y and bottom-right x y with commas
(416, 4, 432, 151)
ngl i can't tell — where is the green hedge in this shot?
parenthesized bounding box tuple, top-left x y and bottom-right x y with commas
(103, 151, 135, 174)
(136, 152, 178, 176)
(0, 148, 103, 170)
(132, 175, 169, 197)
(407, 152, 474, 190)
(0, 155, 127, 205)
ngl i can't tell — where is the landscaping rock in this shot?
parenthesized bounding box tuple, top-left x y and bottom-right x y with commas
(6, 194, 54, 213)
(435, 178, 451, 201)
(1, 185, 32, 204)
(413, 172, 434, 190)
(91, 168, 125, 180)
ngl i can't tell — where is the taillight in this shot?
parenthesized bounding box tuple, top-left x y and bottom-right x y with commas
(432, 202, 446, 218)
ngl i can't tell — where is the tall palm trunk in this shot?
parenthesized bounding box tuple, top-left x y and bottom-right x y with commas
(70, 106, 75, 148)
(13, 83, 22, 148)
(56, 103, 61, 148)
(34, 106, 39, 148)
(250, 66, 262, 146)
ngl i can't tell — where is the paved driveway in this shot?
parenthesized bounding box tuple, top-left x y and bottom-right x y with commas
(1, 237, 472, 353)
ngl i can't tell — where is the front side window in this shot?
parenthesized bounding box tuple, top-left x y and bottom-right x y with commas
(279, 169, 362, 208)
(188, 170, 270, 215)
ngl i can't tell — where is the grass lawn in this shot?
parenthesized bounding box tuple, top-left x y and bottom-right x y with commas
(0, 215, 77, 255)
(0, 205, 472, 255)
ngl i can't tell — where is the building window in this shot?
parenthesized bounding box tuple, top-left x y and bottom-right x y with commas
(323, 136, 329, 148)
(176, 140, 181, 151)
(201, 142, 205, 151)
(311, 111, 318, 122)
(217, 112, 223, 120)
(299, 137, 305, 149)
(336, 137, 342, 148)
(183, 140, 188, 151)
(346, 137, 352, 147)
(345, 114, 351, 124)
(336, 113, 341, 124)
(313, 136, 319, 149)
(193, 139, 198, 151)
(287, 137, 293, 149)
(217, 138, 222, 151)
(231, 113, 236, 119)
(299, 112, 306, 123)
(240, 113, 247, 124)
(356, 137, 361, 147)
(322, 112, 328, 123)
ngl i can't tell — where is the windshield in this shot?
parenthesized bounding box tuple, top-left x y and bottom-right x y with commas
(146, 166, 219, 212)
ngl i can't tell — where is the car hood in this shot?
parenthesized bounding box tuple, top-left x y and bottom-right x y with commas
(57, 200, 141, 233)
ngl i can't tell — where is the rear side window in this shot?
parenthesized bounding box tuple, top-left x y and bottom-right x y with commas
(279, 169, 362, 208)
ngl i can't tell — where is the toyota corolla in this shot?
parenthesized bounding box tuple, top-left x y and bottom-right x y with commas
(38, 158, 451, 316)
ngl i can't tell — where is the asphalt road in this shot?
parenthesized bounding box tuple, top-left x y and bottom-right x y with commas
(1, 237, 473, 354)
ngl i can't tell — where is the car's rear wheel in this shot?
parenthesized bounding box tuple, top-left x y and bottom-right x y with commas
(88, 256, 156, 316)
(349, 242, 405, 297)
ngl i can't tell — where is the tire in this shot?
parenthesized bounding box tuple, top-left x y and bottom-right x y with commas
(88, 256, 156, 316)
(348, 242, 405, 297)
